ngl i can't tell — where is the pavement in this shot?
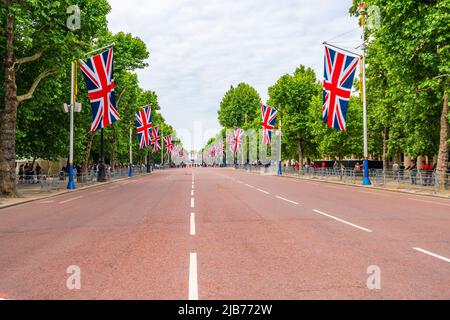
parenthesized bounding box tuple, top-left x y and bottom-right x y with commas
(0, 167, 449, 300)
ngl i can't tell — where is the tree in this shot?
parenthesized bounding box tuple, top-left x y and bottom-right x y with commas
(350, 0, 449, 189)
(77, 31, 149, 173)
(0, 0, 110, 196)
(268, 65, 319, 168)
(218, 83, 261, 128)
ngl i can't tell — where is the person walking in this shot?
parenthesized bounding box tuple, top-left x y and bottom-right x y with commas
(18, 164, 24, 183)
(421, 161, 433, 186)
(393, 161, 400, 181)
(406, 160, 417, 185)
(35, 163, 42, 183)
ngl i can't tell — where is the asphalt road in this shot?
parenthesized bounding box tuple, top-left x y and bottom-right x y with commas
(0, 167, 449, 300)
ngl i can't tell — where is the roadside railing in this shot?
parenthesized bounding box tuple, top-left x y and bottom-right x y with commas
(282, 167, 449, 192)
(15, 166, 153, 195)
(228, 164, 449, 193)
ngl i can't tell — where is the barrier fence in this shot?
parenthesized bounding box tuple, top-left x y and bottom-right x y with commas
(15, 165, 153, 195)
(230, 164, 449, 193)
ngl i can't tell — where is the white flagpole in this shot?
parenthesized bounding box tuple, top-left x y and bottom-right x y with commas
(67, 61, 76, 190)
(361, 2, 371, 186)
(129, 125, 133, 177)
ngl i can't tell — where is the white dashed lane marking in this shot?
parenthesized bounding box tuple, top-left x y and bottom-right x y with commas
(413, 248, 450, 263)
(312, 209, 373, 233)
(189, 253, 198, 300)
(276, 196, 299, 205)
(190, 213, 196, 236)
(59, 196, 83, 204)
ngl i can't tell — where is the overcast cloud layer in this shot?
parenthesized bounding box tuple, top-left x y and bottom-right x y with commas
(107, 0, 361, 151)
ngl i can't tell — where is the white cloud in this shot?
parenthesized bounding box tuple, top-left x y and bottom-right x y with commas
(107, 0, 361, 150)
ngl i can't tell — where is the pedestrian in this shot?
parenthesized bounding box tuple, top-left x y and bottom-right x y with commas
(19, 164, 24, 183)
(76, 164, 82, 183)
(392, 161, 399, 181)
(354, 162, 361, 178)
(333, 160, 339, 176)
(421, 161, 432, 186)
(406, 160, 417, 185)
(35, 163, 42, 182)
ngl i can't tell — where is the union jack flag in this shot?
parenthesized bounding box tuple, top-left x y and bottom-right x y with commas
(79, 48, 120, 132)
(323, 45, 359, 131)
(150, 127, 161, 152)
(261, 104, 278, 144)
(164, 135, 174, 155)
(229, 128, 244, 153)
(216, 142, 224, 156)
(134, 106, 153, 149)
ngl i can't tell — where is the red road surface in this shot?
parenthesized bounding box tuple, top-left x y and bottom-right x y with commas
(0, 168, 449, 299)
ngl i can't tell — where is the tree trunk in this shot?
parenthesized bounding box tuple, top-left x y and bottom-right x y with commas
(0, 5, 18, 197)
(82, 130, 94, 174)
(297, 139, 303, 169)
(436, 91, 449, 191)
(382, 127, 389, 172)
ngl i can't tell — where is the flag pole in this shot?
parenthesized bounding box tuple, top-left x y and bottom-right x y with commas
(360, 2, 371, 186)
(97, 128, 107, 182)
(161, 130, 164, 168)
(129, 125, 133, 177)
(67, 61, 76, 190)
(278, 116, 283, 176)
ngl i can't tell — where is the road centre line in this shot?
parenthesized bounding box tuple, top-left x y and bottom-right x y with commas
(38, 200, 55, 204)
(190, 213, 196, 236)
(257, 188, 270, 195)
(189, 253, 199, 300)
(245, 184, 254, 188)
(312, 209, 373, 233)
(276, 196, 299, 205)
(59, 196, 83, 204)
(413, 248, 450, 263)
(191, 198, 195, 208)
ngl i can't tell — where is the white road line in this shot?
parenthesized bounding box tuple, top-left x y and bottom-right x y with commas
(189, 252, 198, 300)
(327, 185, 347, 190)
(109, 185, 119, 190)
(38, 200, 54, 204)
(59, 196, 83, 204)
(312, 209, 373, 233)
(408, 198, 450, 207)
(190, 213, 196, 236)
(257, 188, 270, 195)
(276, 196, 299, 205)
(94, 189, 105, 194)
(191, 197, 195, 208)
(356, 190, 389, 197)
(191, 190, 194, 196)
(237, 180, 243, 184)
(245, 184, 254, 188)
(413, 248, 450, 263)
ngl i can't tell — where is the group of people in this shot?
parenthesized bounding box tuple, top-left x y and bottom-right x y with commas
(18, 162, 43, 183)
(393, 160, 437, 186)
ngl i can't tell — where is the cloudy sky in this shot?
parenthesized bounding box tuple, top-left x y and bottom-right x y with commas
(107, 0, 361, 151)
